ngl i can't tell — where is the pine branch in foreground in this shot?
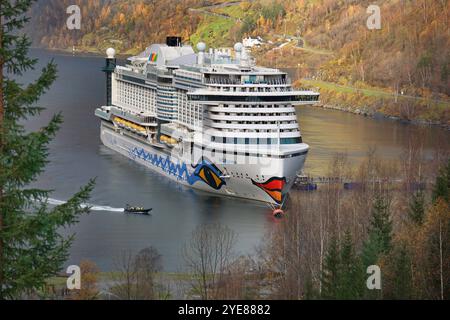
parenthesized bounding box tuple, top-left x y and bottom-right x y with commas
(0, 0, 95, 299)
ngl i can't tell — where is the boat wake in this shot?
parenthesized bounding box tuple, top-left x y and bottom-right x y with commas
(47, 198, 125, 212)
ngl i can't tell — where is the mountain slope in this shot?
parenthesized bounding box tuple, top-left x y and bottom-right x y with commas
(28, 0, 207, 54)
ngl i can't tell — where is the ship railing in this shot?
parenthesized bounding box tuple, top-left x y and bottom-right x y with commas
(157, 69, 173, 77)
(205, 79, 241, 85)
(205, 79, 289, 86)
(110, 107, 157, 126)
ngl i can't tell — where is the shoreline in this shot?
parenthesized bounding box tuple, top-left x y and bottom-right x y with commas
(313, 103, 450, 131)
(30, 46, 130, 59)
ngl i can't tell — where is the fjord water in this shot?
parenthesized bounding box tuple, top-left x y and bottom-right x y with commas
(26, 49, 448, 271)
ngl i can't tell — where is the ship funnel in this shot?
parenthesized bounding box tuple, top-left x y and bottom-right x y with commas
(167, 36, 182, 47)
(197, 42, 206, 65)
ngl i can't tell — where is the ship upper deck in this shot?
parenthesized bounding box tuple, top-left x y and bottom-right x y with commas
(126, 42, 290, 79)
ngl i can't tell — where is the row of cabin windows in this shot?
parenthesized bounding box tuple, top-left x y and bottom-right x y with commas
(198, 146, 307, 159)
(210, 120, 297, 125)
(220, 104, 289, 108)
(205, 127, 299, 133)
(190, 95, 319, 102)
(211, 137, 302, 145)
(209, 86, 289, 92)
(209, 112, 297, 117)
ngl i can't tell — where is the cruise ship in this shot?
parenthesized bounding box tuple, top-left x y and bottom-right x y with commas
(95, 37, 319, 208)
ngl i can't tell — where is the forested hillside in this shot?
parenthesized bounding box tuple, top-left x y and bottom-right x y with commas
(291, 0, 450, 96)
(28, 0, 205, 54)
(27, 0, 450, 124)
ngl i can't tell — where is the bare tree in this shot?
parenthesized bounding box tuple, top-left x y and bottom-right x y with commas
(110, 247, 162, 300)
(111, 250, 136, 300)
(213, 255, 260, 300)
(183, 223, 237, 300)
(256, 189, 322, 299)
(134, 247, 163, 299)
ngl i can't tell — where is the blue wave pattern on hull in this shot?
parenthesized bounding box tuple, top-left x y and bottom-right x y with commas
(129, 147, 226, 190)
(129, 147, 191, 181)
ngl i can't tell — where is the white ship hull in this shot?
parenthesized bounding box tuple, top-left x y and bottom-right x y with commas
(100, 123, 307, 206)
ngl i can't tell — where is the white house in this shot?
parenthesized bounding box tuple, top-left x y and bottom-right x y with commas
(243, 37, 263, 48)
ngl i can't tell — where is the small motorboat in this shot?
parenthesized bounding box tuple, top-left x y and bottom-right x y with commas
(124, 204, 152, 215)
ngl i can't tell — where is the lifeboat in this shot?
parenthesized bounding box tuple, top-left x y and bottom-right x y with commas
(114, 117, 146, 135)
(160, 135, 178, 145)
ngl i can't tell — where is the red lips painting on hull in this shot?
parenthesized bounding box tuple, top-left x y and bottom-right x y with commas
(251, 177, 287, 204)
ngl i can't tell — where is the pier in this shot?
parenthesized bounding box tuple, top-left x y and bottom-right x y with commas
(293, 175, 427, 192)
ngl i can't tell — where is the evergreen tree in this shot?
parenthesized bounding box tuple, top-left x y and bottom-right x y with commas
(408, 190, 425, 225)
(360, 194, 393, 299)
(361, 232, 383, 268)
(367, 194, 393, 255)
(0, 0, 94, 299)
(390, 245, 413, 299)
(338, 231, 364, 300)
(432, 159, 450, 204)
(321, 236, 340, 299)
(321, 232, 364, 300)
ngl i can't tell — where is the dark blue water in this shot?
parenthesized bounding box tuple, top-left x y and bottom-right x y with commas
(25, 49, 449, 271)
